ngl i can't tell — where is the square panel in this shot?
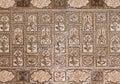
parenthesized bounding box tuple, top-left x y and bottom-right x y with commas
(54, 71, 66, 82)
(82, 55, 94, 67)
(0, 55, 10, 67)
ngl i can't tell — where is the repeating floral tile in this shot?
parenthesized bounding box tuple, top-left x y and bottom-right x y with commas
(0, 3, 119, 84)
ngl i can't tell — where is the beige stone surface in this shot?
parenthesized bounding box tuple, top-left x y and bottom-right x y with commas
(0, 0, 15, 8)
(0, 70, 14, 82)
(105, 0, 120, 8)
(68, 0, 89, 8)
(31, 0, 51, 8)
(31, 70, 51, 83)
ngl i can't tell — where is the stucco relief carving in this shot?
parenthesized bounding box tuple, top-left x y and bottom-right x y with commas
(0, 0, 15, 8)
(105, 0, 120, 8)
(67, 70, 91, 83)
(31, 70, 51, 83)
(67, 0, 89, 8)
(0, 70, 14, 82)
(105, 70, 120, 83)
(31, 0, 51, 8)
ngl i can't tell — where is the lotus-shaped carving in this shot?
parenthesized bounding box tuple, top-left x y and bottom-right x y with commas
(0, 70, 14, 82)
(31, 70, 51, 83)
(0, 0, 15, 8)
(105, 0, 120, 8)
(31, 0, 51, 8)
(105, 70, 120, 83)
(68, 0, 89, 8)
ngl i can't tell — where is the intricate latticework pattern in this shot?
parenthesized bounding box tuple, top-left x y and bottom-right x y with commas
(0, 9, 120, 84)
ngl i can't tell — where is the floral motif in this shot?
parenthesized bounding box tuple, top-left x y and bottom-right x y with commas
(13, 26, 23, 44)
(0, 0, 15, 8)
(83, 34, 93, 53)
(67, 70, 91, 83)
(55, 34, 66, 53)
(97, 57, 107, 67)
(41, 47, 52, 66)
(55, 15, 65, 32)
(110, 35, 120, 53)
(55, 55, 66, 66)
(105, 70, 120, 83)
(27, 15, 37, 31)
(0, 15, 9, 31)
(55, 71, 66, 82)
(13, 13, 23, 22)
(41, 14, 51, 24)
(68, 0, 89, 8)
(0, 70, 14, 82)
(109, 55, 120, 67)
(83, 14, 93, 31)
(97, 28, 106, 45)
(96, 13, 106, 22)
(13, 49, 23, 67)
(27, 35, 37, 53)
(26, 56, 37, 67)
(31, 70, 51, 83)
(69, 25, 80, 45)
(41, 26, 52, 44)
(0, 35, 9, 53)
(0, 56, 9, 67)
(0, 9, 120, 84)
(105, 0, 120, 8)
(69, 14, 79, 23)
(31, 0, 51, 8)
(82, 56, 94, 67)
(69, 48, 80, 66)
(110, 22, 120, 31)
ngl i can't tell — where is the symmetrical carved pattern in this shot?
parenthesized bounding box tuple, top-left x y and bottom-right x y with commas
(41, 26, 52, 45)
(69, 25, 80, 45)
(0, 35, 9, 53)
(0, 0, 15, 8)
(68, 47, 80, 66)
(0, 0, 120, 9)
(0, 14, 10, 31)
(55, 34, 66, 53)
(13, 24, 24, 44)
(12, 48, 24, 67)
(40, 47, 52, 66)
(27, 14, 37, 31)
(0, 10, 119, 84)
(27, 35, 37, 53)
(67, 70, 91, 83)
(55, 13, 65, 32)
(110, 12, 120, 54)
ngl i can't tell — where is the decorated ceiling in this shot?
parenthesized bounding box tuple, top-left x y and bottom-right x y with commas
(0, 0, 120, 84)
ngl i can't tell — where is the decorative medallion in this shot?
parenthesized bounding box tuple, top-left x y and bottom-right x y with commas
(0, 0, 15, 8)
(31, 70, 51, 83)
(68, 0, 89, 8)
(0, 70, 14, 83)
(31, 0, 51, 8)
